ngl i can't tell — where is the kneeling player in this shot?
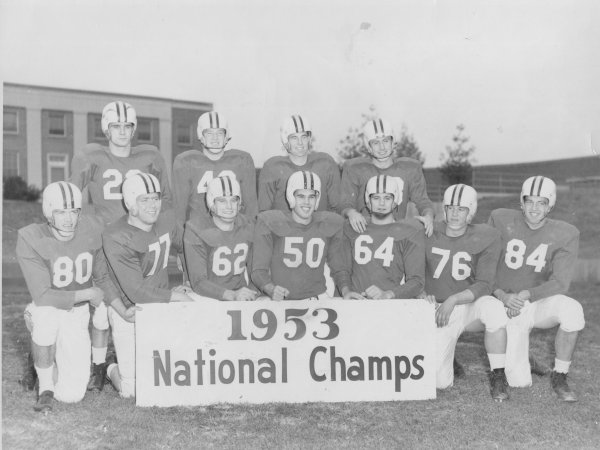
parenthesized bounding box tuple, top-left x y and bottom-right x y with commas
(16, 182, 118, 412)
(340, 175, 425, 300)
(489, 176, 584, 401)
(252, 171, 348, 300)
(183, 176, 256, 301)
(423, 184, 509, 401)
(102, 173, 193, 398)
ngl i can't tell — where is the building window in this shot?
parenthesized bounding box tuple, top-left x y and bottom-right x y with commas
(48, 112, 66, 136)
(47, 153, 68, 183)
(4, 152, 20, 177)
(93, 115, 105, 139)
(137, 118, 153, 143)
(176, 124, 193, 145)
(3, 109, 19, 134)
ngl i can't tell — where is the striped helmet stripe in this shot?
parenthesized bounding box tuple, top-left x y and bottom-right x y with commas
(139, 173, 150, 193)
(372, 120, 379, 134)
(376, 175, 387, 193)
(451, 184, 465, 205)
(219, 176, 233, 196)
(378, 119, 384, 134)
(297, 115, 305, 132)
(292, 115, 302, 133)
(533, 176, 544, 197)
(65, 182, 75, 208)
(58, 182, 68, 209)
(302, 171, 314, 190)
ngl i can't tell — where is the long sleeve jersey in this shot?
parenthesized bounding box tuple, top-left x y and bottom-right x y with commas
(488, 208, 579, 301)
(339, 156, 433, 220)
(172, 149, 257, 224)
(258, 152, 341, 213)
(183, 214, 255, 300)
(16, 215, 119, 310)
(424, 222, 501, 302)
(102, 210, 182, 307)
(342, 218, 425, 298)
(70, 143, 172, 225)
(251, 210, 349, 299)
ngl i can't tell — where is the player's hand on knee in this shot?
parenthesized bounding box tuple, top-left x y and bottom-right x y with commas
(364, 285, 392, 300)
(87, 287, 105, 308)
(504, 293, 524, 310)
(505, 307, 521, 318)
(347, 210, 367, 234)
(234, 288, 258, 302)
(435, 300, 455, 327)
(122, 305, 141, 323)
(271, 285, 289, 301)
(516, 290, 531, 302)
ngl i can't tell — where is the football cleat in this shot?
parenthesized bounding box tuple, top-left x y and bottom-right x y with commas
(34, 390, 54, 413)
(20, 352, 38, 391)
(453, 357, 466, 379)
(550, 371, 578, 402)
(87, 362, 108, 392)
(529, 355, 550, 377)
(489, 369, 509, 402)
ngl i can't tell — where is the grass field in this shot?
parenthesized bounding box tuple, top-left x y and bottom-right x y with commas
(3, 199, 600, 449)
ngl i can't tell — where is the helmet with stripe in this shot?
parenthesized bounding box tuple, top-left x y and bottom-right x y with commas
(121, 173, 161, 211)
(364, 175, 403, 209)
(280, 115, 312, 146)
(286, 170, 321, 209)
(521, 176, 556, 210)
(198, 112, 230, 152)
(206, 176, 242, 211)
(42, 181, 83, 220)
(443, 184, 477, 223)
(362, 118, 394, 146)
(101, 101, 137, 134)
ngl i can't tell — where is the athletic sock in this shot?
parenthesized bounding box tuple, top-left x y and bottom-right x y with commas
(554, 359, 571, 374)
(35, 365, 54, 393)
(92, 347, 108, 365)
(487, 353, 506, 371)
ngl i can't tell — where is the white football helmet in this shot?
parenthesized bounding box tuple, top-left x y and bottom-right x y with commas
(286, 170, 321, 209)
(280, 115, 312, 146)
(197, 112, 230, 151)
(121, 173, 161, 211)
(521, 176, 556, 210)
(362, 118, 394, 147)
(443, 184, 478, 223)
(101, 101, 137, 134)
(206, 176, 241, 211)
(42, 181, 82, 221)
(364, 175, 403, 209)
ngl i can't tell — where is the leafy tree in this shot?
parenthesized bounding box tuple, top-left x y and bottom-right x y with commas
(337, 106, 424, 164)
(439, 124, 476, 185)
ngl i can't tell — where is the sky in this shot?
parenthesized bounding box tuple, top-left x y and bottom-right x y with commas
(1, 0, 600, 167)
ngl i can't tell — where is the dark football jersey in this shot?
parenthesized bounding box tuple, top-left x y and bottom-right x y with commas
(102, 210, 182, 307)
(343, 218, 425, 298)
(172, 149, 257, 224)
(489, 208, 579, 301)
(16, 215, 118, 310)
(424, 221, 501, 302)
(251, 210, 349, 299)
(183, 214, 255, 299)
(258, 152, 341, 213)
(339, 156, 433, 220)
(70, 143, 172, 225)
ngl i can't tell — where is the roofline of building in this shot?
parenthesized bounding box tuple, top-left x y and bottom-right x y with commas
(4, 82, 213, 109)
(471, 155, 599, 170)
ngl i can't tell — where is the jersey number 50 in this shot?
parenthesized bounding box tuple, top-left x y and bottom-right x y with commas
(283, 237, 325, 268)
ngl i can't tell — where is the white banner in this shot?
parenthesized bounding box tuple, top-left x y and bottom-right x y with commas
(136, 299, 436, 407)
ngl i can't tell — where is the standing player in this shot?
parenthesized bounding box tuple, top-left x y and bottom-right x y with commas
(258, 114, 341, 213)
(252, 171, 349, 300)
(489, 176, 584, 401)
(70, 100, 173, 391)
(340, 175, 425, 300)
(340, 118, 434, 236)
(16, 182, 119, 412)
(422, 184, 509, 401)
(183, 176, 256, 301)
(172, 111, 258, 224)
(102, 173, 193, 398)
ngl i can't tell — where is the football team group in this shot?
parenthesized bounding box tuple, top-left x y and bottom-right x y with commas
(16, 101, 585, 413)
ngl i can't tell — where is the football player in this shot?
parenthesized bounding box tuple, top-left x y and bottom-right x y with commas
(340, 175, 425, 300)
(489, 176, 584, 401)
(102, 173, 193, 398)
(172, 111, 258, 224)
(252, 171, 349, 300)
(183, 176, 257, 301)
(70, 100, 173, 391)
(422, 184, 509, 401)
(16, 182, 119, 412)
(340, 118, 434, 236)
(258, 114, 341, 213)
